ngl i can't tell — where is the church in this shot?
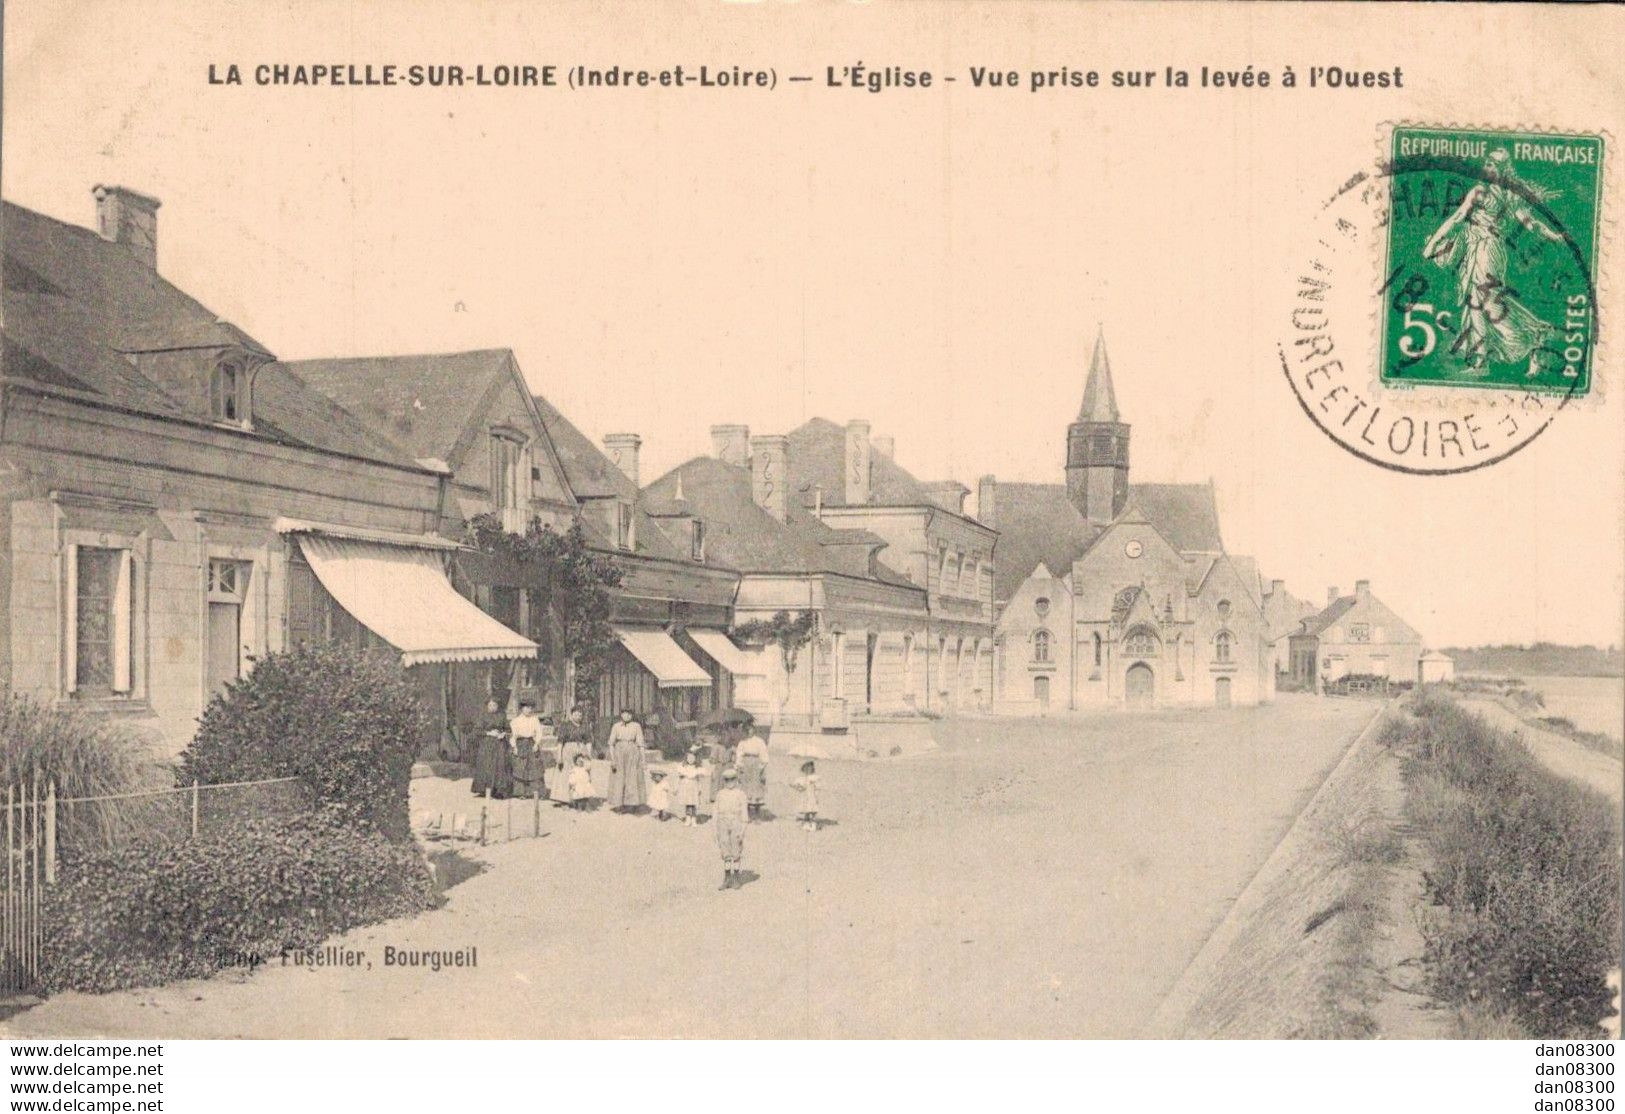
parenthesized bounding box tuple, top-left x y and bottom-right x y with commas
(986, 332, 1274, 711)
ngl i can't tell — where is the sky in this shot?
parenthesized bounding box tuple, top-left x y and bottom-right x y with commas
(5, 0, 1623, 648)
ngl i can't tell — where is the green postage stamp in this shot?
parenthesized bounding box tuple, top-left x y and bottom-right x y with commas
(1380, 126, 1603, 396)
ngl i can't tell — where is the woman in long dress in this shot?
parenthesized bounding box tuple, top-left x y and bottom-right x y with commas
(733, 728, 769, 820)
(1423, 149, 1566, 371)
(605, 709, 648, 811)
(470, 698, 512, 799)
(704, 726, 734, 804)
(553, 705, 590, 805)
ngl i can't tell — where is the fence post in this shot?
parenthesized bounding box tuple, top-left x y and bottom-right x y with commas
(506, 797, 513, 842)
(7, 784, 15, 990)
(478, 806, 487, 845)
(533, 792, 540, 838)
(44, 782, 56, 886)
(191, 780, 200, 837)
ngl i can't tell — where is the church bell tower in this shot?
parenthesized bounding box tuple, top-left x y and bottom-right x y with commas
(1065, 329, 1130, 525)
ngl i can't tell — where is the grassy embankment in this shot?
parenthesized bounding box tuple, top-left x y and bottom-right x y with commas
(1389, 691, 1621, 1038)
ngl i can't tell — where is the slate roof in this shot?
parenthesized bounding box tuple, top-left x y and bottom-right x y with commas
(276, 349, 517, 465)
(1296, 596, 1359, 638)
(990, 480, 1224, 601)
(1, 199, 416, 468)
(784, 417, 940, 510)
(642, 456, 919, 591)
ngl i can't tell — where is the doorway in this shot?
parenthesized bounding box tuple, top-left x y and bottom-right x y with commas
(1215, 676, 1232, 707)
(205, 559, 249, 699)
(1125, 662, 1154, 707)
(1033, 674, 1050, 709)
(865, 632, 878, 714)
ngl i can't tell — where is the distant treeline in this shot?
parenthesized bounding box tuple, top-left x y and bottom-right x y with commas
(1443, 643, 1624, 677)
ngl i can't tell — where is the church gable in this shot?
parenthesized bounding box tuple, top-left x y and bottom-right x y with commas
(1071, 518, 1185, 621)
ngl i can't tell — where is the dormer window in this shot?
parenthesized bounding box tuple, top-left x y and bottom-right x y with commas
(490, 431, 528, 533)
(691, 518, 706, 562)
(617, 501, 634, 551)
(211, 359, 248, 425)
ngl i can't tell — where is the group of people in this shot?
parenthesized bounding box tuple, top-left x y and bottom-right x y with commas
(466, 699, 824, 890)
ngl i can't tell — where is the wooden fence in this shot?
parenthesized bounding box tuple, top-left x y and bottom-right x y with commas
(2, 780, 53, 994)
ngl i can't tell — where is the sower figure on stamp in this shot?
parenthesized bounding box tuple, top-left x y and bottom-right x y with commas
(1423, 148, 1565, 372)
(713, 767, 749, 889)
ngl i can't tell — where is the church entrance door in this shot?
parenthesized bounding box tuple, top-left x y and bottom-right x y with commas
(1125, 663, 1154, 707)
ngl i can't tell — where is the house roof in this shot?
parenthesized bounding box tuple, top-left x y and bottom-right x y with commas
(991, 479, 1224, 600)
(1297, 596, 1359, 638)
(276, 349, 518, 465)
(1, 199, 417, 468)
(785, 417, 938, 509)
(642, 456, 919, 590)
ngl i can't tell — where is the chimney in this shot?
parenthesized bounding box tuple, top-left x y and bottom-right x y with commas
(977, 475, 997, 529)
(1271, 578, 1285, 597)
(923, 481, 970, 515)
(710, 424, 750, 469)
(93, 185, 160, 269)
(1327, 586, 1340, 607)
(872, 434, 896, 459)
(1355, 579, 1371, 601)
(750, 434, 790, 523)
(844, 419, 871, 505)
(602, 433, 642, 487)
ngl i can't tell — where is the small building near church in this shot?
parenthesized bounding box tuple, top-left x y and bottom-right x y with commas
(1287, 581, 1423, 692)
(1418, 650, 1455, 684)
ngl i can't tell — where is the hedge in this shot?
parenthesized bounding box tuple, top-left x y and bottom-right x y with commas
(40, 808, 437, 994)
(180, 643, 429, 841)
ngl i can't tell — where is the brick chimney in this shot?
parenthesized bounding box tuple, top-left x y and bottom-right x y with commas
(872, 434, 896, 459)
(93, 185, 160, 269)
(750, 434, 789, 523)
(1327, 586, 1340, 607)
(602, 433, 642, 487)
(844, 420, 871, 505)
(977, 475, 997, 529)
(1355, 579, 1371, 601)
(710, 424, 750, 469)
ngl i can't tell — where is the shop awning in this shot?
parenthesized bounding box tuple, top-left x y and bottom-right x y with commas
(688, 629, 764, 676)
(613, 626, 712, 688)
(295, 534, 537, 667)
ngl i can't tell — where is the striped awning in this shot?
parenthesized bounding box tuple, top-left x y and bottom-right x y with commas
(613, 626, 712, 688)
(295, 534, 537, 666)
(687, 629, 764, 676)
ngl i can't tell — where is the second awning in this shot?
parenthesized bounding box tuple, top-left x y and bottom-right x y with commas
(687, 628, 764, 676)
(613, 626, 712, 688)
(296, 534, 537, 667)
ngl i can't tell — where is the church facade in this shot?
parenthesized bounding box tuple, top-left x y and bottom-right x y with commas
(988, 333, 1273, 711)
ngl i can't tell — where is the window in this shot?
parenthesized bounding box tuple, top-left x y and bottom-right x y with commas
(1032, 629, 1051, 663)
(206, 559, 252, 696)
(1216, 599, 1232, 620)
(211, 360, 245, 423)
(1034, 596, 1050, 618)
(490, 434, 527, 530)
(690, 518, 706, 562)
(1093, 631, 1103, 667)
(1349, 623, 1371, 643)
(68, 545, 132, 695)
(616, 501, 634, 551)
(964, 557, 978, 596)
(1124, 626, 1159, 658)
(946, 553, 962, 595)
(1214, 630, 1234, 663)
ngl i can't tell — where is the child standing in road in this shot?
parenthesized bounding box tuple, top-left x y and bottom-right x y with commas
(648, 769, 671, 821)
(567, 754, 593, 811)
(790, 759, 821, 832)
(713, 767, 749, 889)
(675, 748, 704, 826)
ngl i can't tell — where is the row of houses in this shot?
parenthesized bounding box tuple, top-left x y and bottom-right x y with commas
(0, 186, 1436, 758)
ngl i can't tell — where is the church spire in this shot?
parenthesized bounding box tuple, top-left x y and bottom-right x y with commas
(1077, 327, 1119, 422)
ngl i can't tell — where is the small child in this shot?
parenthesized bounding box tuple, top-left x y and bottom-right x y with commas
(790, 759, 821, 832)
(648, 769, 671, 821)
(567, 754, 593, 811)
(675, 748, 704, 826)
(713, 767, 749, 889)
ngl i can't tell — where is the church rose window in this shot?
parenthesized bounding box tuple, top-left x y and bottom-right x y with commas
(1034, 596, 1050, 617)
(1217, 599, 1231, 619)
(1124, 626, 1159, 657)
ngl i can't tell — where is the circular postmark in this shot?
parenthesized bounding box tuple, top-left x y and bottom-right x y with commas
(1280, 131, 1601, 475)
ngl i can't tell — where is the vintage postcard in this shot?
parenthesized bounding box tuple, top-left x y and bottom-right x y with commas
(1, 0, 1621, 1061)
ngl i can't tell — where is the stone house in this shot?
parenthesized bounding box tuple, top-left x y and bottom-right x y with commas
(1287, 580, 1422, 691)
(641, 435, 932, 729)
(0, 188, 535, 756)
(1261, 578, 1319, 681)
(987, 332, 1273, 710)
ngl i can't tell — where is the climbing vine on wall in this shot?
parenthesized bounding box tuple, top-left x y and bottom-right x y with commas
(733, 610, 818, 674)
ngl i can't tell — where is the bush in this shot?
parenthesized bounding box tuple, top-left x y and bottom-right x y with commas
(0, 692, 161, 799)
(39, 808, 437, 994)
(1398, 692, 1621, 1036)
(180, 643, 429, 841)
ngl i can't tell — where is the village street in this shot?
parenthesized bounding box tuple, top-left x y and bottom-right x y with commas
(6, 695, 1376, 1039)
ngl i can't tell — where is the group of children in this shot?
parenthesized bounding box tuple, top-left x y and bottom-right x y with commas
(645, 749, 822, 834)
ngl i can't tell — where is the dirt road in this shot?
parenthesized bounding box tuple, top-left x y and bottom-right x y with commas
(6, 695, 1375, 1039)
